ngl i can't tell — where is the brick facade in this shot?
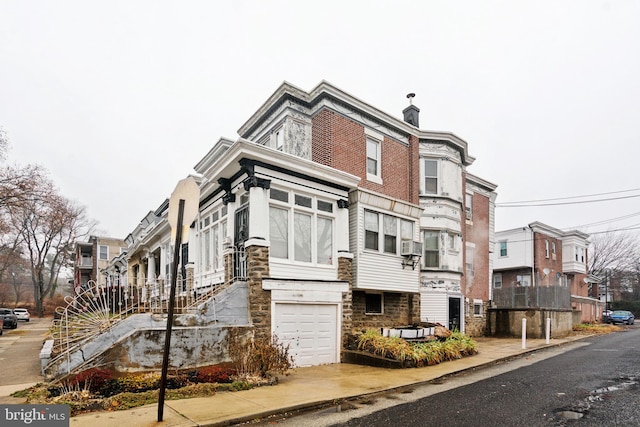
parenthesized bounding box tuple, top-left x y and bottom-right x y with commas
(464, 190, 491, 301)
(533, 232, 564, 286)
(312, 110, 419, 205)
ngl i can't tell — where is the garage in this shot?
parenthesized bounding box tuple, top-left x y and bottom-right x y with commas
(273, 303, 338, 366)
(263, 279, 348, 368)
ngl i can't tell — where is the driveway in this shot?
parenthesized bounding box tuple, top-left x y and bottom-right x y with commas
(0, 316, 52, 403)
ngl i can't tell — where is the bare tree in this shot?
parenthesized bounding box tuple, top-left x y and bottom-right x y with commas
(588, 231, 640, 299)
(0, 129, 49, 283)
(10, 180, 95, 316)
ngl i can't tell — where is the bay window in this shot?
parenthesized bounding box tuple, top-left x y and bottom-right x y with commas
(364, 209, 415, 255)
(269, 188, 335, 265)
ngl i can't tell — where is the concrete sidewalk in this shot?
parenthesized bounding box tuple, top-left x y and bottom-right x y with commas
(56, 335, 591, 427)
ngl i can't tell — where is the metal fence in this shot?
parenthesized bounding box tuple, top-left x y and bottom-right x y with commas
(493, 285, 571, 310)
(49, 248, 249, 375)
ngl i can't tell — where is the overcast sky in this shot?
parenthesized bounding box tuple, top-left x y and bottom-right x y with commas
(1, 1, 639, 239)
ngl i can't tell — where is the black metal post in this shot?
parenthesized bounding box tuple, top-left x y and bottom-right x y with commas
(158, 199, 185, 422)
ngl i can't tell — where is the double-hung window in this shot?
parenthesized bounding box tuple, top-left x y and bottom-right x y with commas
(364, 211, 379, 251)
(99, 245, 108, 261)
(423, 159, 438, 194)
(364, 210, 415, 254)
(366, 137, 381, 180)
(423, 230, 440, 268)
(269, 188, 335, 265)
(499, 241, 508, 257)
(493, 273, 502, 288)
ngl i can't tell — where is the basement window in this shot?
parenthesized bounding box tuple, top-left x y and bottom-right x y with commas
(365, 293, 383, 315)
(473, 299, 483, 316)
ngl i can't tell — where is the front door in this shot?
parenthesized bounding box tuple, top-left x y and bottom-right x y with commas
(448, 297, 461, 331)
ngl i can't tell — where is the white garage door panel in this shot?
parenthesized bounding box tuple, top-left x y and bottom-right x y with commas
(274, 303, 338, 367)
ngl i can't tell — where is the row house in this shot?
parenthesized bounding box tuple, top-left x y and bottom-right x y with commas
(73, 235, 126, 294)
(111, 81, 496, 367)
(492, 222, 598, 322)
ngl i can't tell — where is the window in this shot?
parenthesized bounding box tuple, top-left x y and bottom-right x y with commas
(401, 220, 413, 241)
(545, 240, 550, 258)
(448, 232, 458, 251)
(499, 241, 508, 257)
(273, 127, 284, 151)
(517, 274, 531, 286)
(465, 193, 473, 220)
(270, 206, 289, 258)
(269, 188, 335, 264)
(423, 230, 440, 268)
(493, 273, 502, 288)
(199, 207, 228, 273)
(364, 211, 379, 251)
(423, 159, 438, 194)
(575, 246, 579, 261)
(473, 300, 483, 316)
(551, 242, 556, 260)
(365, 293, 383, 314)
(99, 245, 108, 260)
(294, 212, 311, 262)
(364, 210, 415, 254)
(383, 215, 397, 254)
(465, 246, 475, 277)
(366, 138, 380, 177)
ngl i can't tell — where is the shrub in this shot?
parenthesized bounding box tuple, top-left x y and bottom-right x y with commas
(191, 365, 235, 384)
(229, 333, 294, 378)
(64, 368, 114, 394)
(355, 329, 478, 367)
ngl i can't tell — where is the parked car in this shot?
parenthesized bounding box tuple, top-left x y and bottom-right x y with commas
(13, 308, 30, 322)
(0, 308, 18, 329)
(602, 310, 612, 323)
(0, 317, 3, 335)
(608, 310, 635, 325)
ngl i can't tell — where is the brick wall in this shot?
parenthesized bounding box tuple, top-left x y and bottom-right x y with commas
(464, 190, 491, 301)
(311, 109, 419, 205)
(533, 232, 563, 286)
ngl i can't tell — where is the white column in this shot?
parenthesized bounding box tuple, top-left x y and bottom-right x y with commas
(146, 252, 156, 284)
(248, 186, 269, 241)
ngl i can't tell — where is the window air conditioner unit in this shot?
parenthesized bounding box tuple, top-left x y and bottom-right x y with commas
(401, 240, 423, 257)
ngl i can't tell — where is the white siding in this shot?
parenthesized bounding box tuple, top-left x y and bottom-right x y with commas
(420, 291, 448, 324)
(270, 261, 337, 281)
(493, 228, 534, 270)
(356, 251, 420, 293)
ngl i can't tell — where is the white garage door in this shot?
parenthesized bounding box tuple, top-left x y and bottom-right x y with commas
(273, 303, 338, 367)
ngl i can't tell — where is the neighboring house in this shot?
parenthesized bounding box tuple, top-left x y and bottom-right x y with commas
(492, 222, 597, 323)
(73, 236, 127, 292)
(463, 174, 497, 336)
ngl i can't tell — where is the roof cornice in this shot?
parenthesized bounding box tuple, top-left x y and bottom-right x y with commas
(237, 80, 475, 165)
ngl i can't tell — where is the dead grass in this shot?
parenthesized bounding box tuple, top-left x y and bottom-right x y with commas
(572, 323, 623, 334)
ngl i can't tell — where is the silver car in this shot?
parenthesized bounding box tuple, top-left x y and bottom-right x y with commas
(13, 308, 30, 322)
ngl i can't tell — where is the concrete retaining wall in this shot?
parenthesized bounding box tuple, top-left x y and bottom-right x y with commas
(45, 282, 251, 379)
(486, 308, 574, 338)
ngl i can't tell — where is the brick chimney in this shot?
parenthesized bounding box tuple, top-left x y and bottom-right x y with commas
(402, 93, 420, 127)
